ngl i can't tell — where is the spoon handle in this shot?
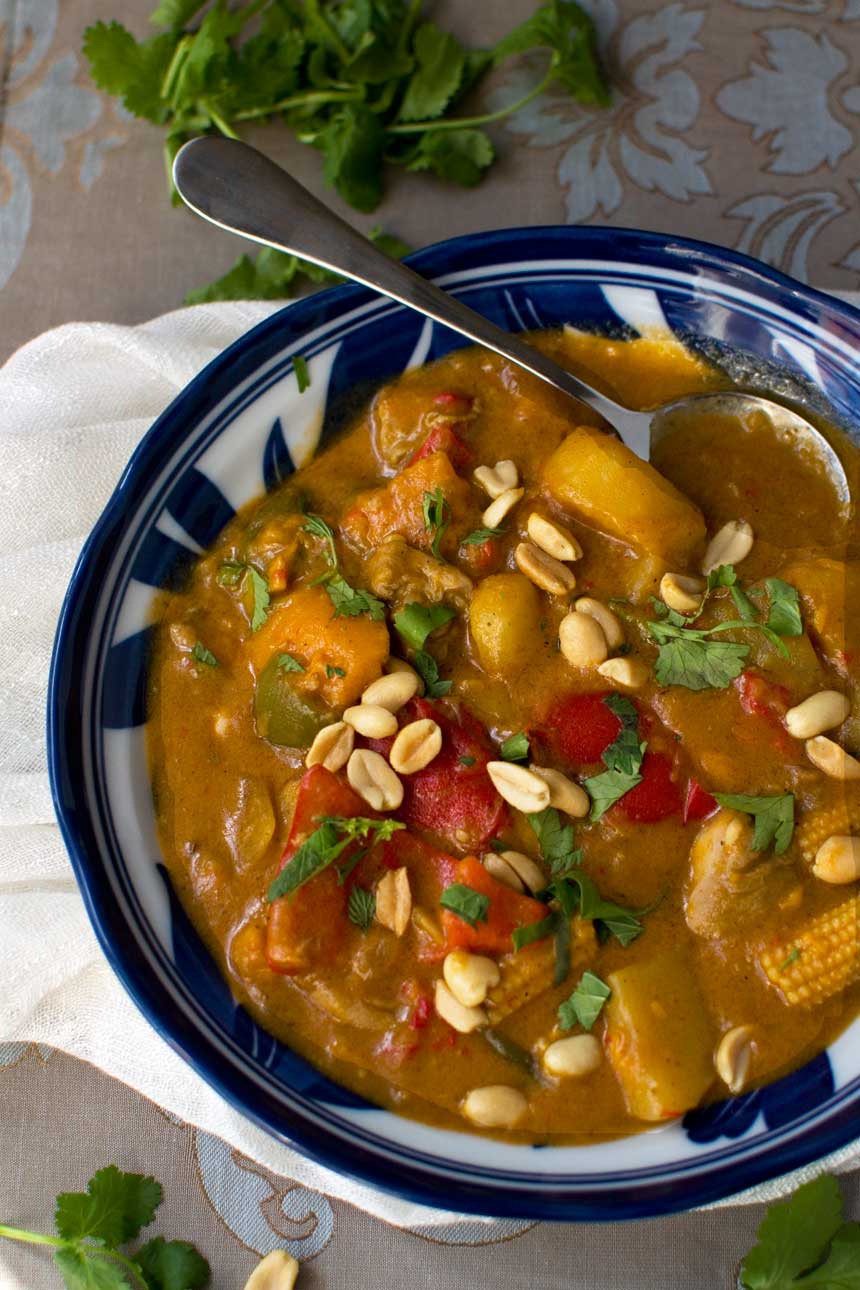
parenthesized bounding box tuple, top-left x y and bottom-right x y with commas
(174, 137, 649, 455)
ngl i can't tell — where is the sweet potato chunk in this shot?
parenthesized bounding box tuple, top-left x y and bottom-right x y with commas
(342, 452, 471, 554)
(246, 585, 389, 710)
(542, 425, 706, 567)
(604, 950, 716, 1120)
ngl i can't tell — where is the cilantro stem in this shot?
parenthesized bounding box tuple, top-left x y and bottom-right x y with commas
(235, 88, 364, 121)
(207, 105, 240, 139)
(0, 1224, 66, 1247)
(160, 34, 192, 102)
(387, 59, 556, 135)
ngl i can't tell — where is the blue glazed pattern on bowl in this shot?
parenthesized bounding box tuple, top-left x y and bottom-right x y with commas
(48, 227, 860, 1220)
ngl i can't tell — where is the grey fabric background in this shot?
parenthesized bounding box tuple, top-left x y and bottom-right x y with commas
(2, 0, 860, 1285)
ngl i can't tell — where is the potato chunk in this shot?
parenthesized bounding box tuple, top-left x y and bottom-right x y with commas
(542, 425, 706, 566)
(468, 573, 542, 678)
(604, 950, 716, 1120)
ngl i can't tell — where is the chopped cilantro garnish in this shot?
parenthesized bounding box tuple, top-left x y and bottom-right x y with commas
(765, 577, 803, 638)
(268, 817, 403, 901)
(461, 525, 506, 545)
(302, 513, 338, 568)
(583, 696, 645, 820)
(526, 807, 581, 877)
(779, 945, 801, 972)
(413, 648, 452, 698)
(293, 354, 310, 392)
(325, 574, 386, 621)
(394, 601, 456, 650)
(248, 567, 270, 632)
(558, 970, 611, 1031)
(422, 486, 450, 559)
(512, 911, 559, 951)
(500, 731, 529, 762)
(459, 754, 477, 767)
(277, 652, 304, 673)
(440, 883, 489, 927)
(347, 885, 376, 931)
(326, 664, 346, 678)
(191, 641, 218, 667)
(713, 791, 795, 855)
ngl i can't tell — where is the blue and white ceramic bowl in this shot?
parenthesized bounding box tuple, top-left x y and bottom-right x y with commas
(48, 227, 860, 1220)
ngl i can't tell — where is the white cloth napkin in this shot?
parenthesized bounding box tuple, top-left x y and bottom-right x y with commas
(1, 298, 858, 1223)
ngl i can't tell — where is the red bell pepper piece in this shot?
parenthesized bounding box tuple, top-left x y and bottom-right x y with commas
(408, 423, 474, 472)
(394, 698, 507, 851)
(617, 751, 682, 823)
(683, 778, 719, 824)
(265, 766, 369, 975)
(537, 691, 625, 767)
(442, 855, 548, 955)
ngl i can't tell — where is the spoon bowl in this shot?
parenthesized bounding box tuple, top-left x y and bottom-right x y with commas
(173, 136, 850, 503)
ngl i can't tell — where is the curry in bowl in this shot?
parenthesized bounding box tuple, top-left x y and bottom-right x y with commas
(148, 329, 859, 1142)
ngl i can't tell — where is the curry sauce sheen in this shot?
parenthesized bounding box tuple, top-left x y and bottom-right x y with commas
(148, 329, 860, 1142)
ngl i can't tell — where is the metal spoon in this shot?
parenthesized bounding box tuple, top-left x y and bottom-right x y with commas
(173, 136, 849, 501)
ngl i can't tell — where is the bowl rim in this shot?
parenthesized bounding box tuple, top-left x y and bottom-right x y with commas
(47, 224, 860, 1221)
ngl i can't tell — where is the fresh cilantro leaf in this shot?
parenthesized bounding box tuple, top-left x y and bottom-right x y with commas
(459, 754, 476, 767)
(326, 664, 346, 678)
(293, 355, 311, 393)
(563, 873, 644, 946)
(347, 885, 376, 931)
(277, 653, 304, 673)
(584, 767, 643, 822)
(779, 946, 801, 971)
(248, 567, 270, 632)
(185, 248, 339, 306)
(191, 642, 218, 668)
(366, 226, 413, 259)
(583, 696, 644, 818)
(413, 649, 452, 698)
(492, 0, 608, 107)
(731, 583, 759, 621)
(135, 1236, 210, 1290)
(707, 563, 737, 590)
(713, 792, 795, 855)
(82, 23, 174, 123)
(422, 486, 450, 558)
(461, 525, 506, 545)
(398, 22, 465, 122)
(558, 970, 611, 1031)
(500, 732, 529, 762)
(512, 911, 559, 951)
(325, 575, 386, 620)
(800, 1224, 860, 1288)
(652, 633, 750, 691)
(407, 128, 494, 187)
(394, 602, 455, 650)
(319, 104, 386, 211)
(302, 513, 338, 568)
(440, 883, 489, 927)
(739, 1174, 844, 1290)
(268, 816, 403, 901)
(216, 561, 244, 587)
(765, 578, 803, 638)
(526, 807, 579, 877)
(53, 1247, 129, 1290)
(55, 1167, 162, 1247)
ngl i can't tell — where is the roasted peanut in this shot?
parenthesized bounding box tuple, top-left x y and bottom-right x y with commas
(805, 736, 860, 781)
(386, 655, 425, 696)
(462, 1085, 528, 1128)
(558, 610, 609, 669)
(482, 851, 526, 892)
(514, 541, 577, 596)
(474, 459, 518, 499)
(435, 979, 486, 1033)
(389, 718, 443, 774)
(528, 765, 589, 818)
(482, 486, 524, 529)
(347, 749, 404, 811)
(702, 519, 754, 574)
(574, 597, 624, 649)
(785, 691, 850, 740)
(542, 1034, 602, 1078)
(486, 761, 551, 813)
(526, 513, 583, 562)
(714, 1025, 753, 1094)
(443, 950, 501, 1008)
(659, 572, 705, 614)
(361, 670, 420, 711)
(305, 721, 354, 772)
(343, 704, 398, 738)
(496, 848, 546, 893)
(375, 867, 412, 936)
(812, 835, 860, 885)
(597, 656, 650, 689)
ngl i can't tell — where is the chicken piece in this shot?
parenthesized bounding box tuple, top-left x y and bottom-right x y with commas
(342, 452, 472, 555)
(366, 536, 472, 610)
(685, 808, 766, 937)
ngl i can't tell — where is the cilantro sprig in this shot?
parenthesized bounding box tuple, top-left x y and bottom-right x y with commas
(714, 792, 795, 855)
(216, 559, 270, 631)
(83, 1, 607, 237)
(739, 1174, 860, 1290)
(301, 513, 386, 620)
(558, 970, 611, 1031)
(440, 883, 490, 927)
(268, 815, 403, 901)
(583, 695, 645, 820)
(347, 884, 376, 930)
(422, 486, 450, 559)
(0, 1165, 209, 1290)
(648, 566, 802, 692)
(393, 602, 456, 697)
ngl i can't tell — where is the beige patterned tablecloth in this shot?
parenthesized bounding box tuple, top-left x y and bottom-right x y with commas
(2, 1, 860, 1286)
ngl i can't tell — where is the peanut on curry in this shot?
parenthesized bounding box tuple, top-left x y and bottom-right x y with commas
(148, 329, 860, 1141)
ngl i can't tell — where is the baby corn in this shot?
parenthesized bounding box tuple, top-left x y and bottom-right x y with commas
(759, 894, 860, 1007)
